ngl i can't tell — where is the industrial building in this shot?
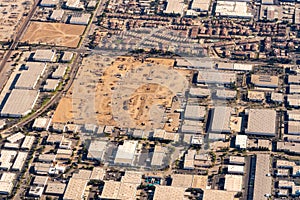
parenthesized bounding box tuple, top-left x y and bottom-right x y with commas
(271, 92, 283, 103)
(151, 145, 167, 168)
(0, 172, 16, 195)
(287, 94, 300, 107)
(197, 71, 236, 85)
(245, 109, 277, 136)
(251, 74, 278, 88)
(12, 152, 28, 171)
(33, 49, 56, 62)
(247, 90, 265, 102)
(224, 175, 243, 192)
(20, 135, 35, 150)
(153, 185, 186, 200)
(14, 62, 47, 90)
(7, 132, 25, 143)
(32, 117, 52, 131)
(289, 84, 300, 94)
(87, 140, 107, 161)
(181, 120, 203, 134)
(215, 1, 253, 18)
(208, 106, 232, 133)
(43, 79, 60, 92)
(61, 52, 74, 62)
(215, 89, 237, 99)
(45, 182, 66, 195)
(217, 63, 253, 71)
(202, 189, 236, 200)
(189, 87, 210, 98)
(114, 140, 138, 165)
(101, 181, 139, 199)
(65, 0, 84, 9)
(49, 9, 64, 21)
(288, 75, 300, 84)
(252, 154, 272, 200)
(235, 135, 247, 149)
(164, 0, 185, 15)
(229, 156, 245, 165)
(287, 121, 300, 135)
(69, 13, 91, 25)
(184, 105, 206, 120)
(63, 178, 88, 200)
(190, 0, 211, 12)
(0, 89, 39, 118)
(40, 0, 59, 7)
(227, 165, 244, 174)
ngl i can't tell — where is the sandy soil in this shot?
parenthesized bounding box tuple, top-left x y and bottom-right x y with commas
(21, 22, 85, 48)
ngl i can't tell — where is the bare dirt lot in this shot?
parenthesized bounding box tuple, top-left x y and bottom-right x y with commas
(52, 55, 192, 131)
(21, 22, 86, 48)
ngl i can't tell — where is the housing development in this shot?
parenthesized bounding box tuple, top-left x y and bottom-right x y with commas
(0, 0, 299, 199)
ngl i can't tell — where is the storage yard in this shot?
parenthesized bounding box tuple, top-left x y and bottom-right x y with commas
(21, 22, 86, 48)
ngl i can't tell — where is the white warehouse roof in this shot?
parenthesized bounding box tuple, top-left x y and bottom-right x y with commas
(0, 89, 39, 118)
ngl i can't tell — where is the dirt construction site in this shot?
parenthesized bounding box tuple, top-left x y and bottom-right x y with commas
(21, 22, 86, 48)
(53, 54, 192, 131)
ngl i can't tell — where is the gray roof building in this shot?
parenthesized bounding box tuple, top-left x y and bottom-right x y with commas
(245, 109, 277, 136)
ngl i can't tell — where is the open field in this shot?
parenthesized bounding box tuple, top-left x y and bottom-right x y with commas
(52, 97, 73, 123)
(52, 55, 191, 131)
(21, 22, 86, 48)
(0, 0, 33, 42)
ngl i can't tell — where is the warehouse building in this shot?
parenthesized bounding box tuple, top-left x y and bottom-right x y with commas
(208, 106, 232, 133)
(164, 0, 185, 15)
(12, 152, 28, 171)
(245, 109, 277, 136)
(151, 146, 167, 168)
(184, 105, 206, 120)
(251, 74, 278, 88)
(271, 92, 283, 103)
(252, 154, 272, 200)
(224, 175, 243, 192)
(189, 87, 210, 98)
(65, 0, 84, 9)
(14, 62, 46, 90)
(43, 79, 60, 92)
(197, 71, 236, 85)
(7, 132, 25, 143)
(32, 117, 52, 131)
(289, 84, 300, 94)
(217, 63, 253, 71)
(235, 135, 248, 149)
(61, 52, 74, 62)
(247, 90, 265, 102)
(288, 75, 300, 84)
(33, 49, 56, 62)
(0, 89, 39, 118)
(69, 13, 91, 25)
(181, 120, 203, 134)
(87, 140, 107, 161)
(49, 9, 64, 21)
(114, 140, 138, 165)
(202, 189, 236, 200)
(0, 150, 17, 170)
(45, 182, 66, 195)
(227, 165, 244, 174)
(215, 89, 237, 100)
(215, 1, 253, 18)
(287, 121, 300, 135)
(190, 0, 211, 12)
(153, 185, 186, 200)
(63, 178, 88, 200)
(40, 0, 59, 7)
(0, 172, 16, 195)
(101, 181, 139, 199)
(287, 94, 300, 107)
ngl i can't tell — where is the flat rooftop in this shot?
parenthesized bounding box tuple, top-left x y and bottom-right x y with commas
(1, 89, 39, 117)
(246, 109, 277, 136)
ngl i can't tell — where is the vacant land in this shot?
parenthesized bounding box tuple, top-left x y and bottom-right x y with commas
(52, 97, 73, 123)
(21, 22, 85, 48)
(52, 55, 191, 131)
